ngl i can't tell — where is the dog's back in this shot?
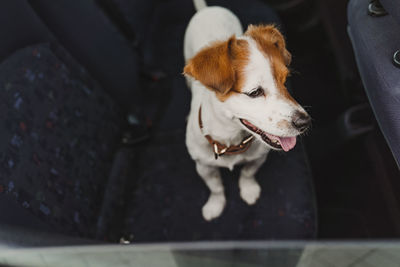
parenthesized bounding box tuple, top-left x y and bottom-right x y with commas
(183, 6, 243, 62)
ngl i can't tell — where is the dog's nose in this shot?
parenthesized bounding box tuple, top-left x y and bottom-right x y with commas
(291, 111, 311, 132)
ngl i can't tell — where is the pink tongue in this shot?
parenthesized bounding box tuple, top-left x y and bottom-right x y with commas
(278, 136, 297, 152)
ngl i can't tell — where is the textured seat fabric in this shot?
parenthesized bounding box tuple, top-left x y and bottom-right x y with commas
(0, 44, 122, 237)
(123, 131, 316, 241)
(347, 0, 400, 166)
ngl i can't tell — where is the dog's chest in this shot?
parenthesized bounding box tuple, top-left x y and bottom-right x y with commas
(187, 130, 269, 170)
(210, 148, 266, 170)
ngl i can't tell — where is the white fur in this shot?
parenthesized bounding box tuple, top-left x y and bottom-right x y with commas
(193, 0, 207, 11)
(224, 37, 306, 139)
(184, 4, 307, 221)
(184, 7, 242, 63)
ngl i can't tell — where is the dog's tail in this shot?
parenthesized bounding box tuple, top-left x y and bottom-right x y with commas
(193, 0, 207, 11)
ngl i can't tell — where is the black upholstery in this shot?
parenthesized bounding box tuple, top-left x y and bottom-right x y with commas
(380, 0, 400, 25)
(0, 0, 54, 61)
(29, 0, 141, 113)
(348, 0, 400, 166)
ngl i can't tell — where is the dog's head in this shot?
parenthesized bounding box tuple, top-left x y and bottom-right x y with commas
(184, 25, 311, 152)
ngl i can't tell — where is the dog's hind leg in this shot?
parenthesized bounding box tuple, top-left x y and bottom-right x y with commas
(239, 154, 267, 205)
(196, 162, 226, 221)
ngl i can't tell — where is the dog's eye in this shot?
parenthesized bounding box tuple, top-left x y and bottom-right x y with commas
(246, 87, 264, 98)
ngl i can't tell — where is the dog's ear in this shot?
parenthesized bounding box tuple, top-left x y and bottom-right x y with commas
(183, 36, 237, 96)
(245, 24, 291, 66)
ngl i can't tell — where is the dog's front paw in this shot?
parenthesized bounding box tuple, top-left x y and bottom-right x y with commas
(240, 178, 261, 205)
(202, 193, 226, 221)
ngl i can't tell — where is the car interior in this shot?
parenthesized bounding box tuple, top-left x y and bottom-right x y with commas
(0, 0, 399, 262)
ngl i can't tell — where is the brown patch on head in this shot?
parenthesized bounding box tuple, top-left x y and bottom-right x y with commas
(183, 36, 249, 101)
(245, 25, 297, 104)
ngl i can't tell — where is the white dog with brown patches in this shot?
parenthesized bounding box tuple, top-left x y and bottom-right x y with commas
(184, 0, 311, 221)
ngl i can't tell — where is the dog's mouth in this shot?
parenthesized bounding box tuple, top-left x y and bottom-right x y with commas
(239, 119, 297, 152)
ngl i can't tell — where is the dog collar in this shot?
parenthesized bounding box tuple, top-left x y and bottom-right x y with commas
(198, 106, 254, 159)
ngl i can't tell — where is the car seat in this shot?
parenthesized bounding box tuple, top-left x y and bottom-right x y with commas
(347, 0, 400, 167)
(0, 0, 317, 246)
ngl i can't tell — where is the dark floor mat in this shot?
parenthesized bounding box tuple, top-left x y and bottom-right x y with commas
(307, 133, 398, 238)
(123, 131, 316, 242)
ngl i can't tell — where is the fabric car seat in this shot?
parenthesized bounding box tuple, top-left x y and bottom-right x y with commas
(0, 0, 317, 245)
(0, 0, 136, 242)
(102, 0, 318, 241)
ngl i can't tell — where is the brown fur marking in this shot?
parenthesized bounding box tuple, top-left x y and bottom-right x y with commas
(183, 36, 250, 101)
(277, 119, 290, 129)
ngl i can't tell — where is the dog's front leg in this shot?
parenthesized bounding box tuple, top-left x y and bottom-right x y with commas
(239, 154, 267, 205)
(196, 162, 226, 221)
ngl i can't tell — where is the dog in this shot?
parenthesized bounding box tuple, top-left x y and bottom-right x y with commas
(183, 0, 311, 221)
